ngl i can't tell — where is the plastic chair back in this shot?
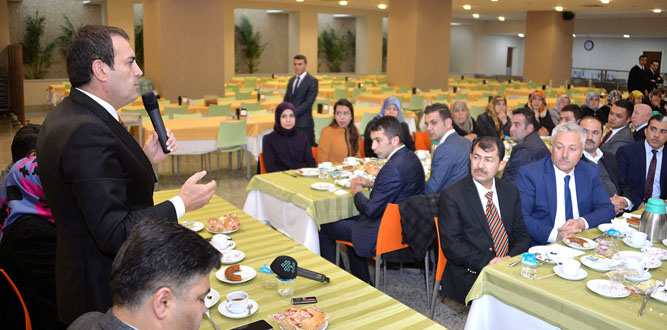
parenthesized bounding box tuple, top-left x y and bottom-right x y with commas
(407, 95, 425, 111)
(244, 77, 257, 89)
(433, 217, 447, 281)
(163, 105, 188, 117)
(429, 88, 442, 93)
(376, 203, 408, 256)
(172, 113, 202, 119)
(1, 269, 32, 329)
(359, 112, 378, 135)
(241, 102, 261, 111)
(414, 132, 432, 151)
(398, 87, 409, 93)
(259, 153, 267, 174)
(189, 98, 204, 104)
(218, 97, 236, 102)
(227, 84, 240, 92)
(158, 99, 171, 105)
(311, 146, 318, 164)
(208, 104, 232, 117)
(312, 98, 331, 111)
(236, 91, 252, 100)
(469, 105, 486, 120)
(381, 87, 394, 94)
(313, 116, 333, 144)
(217, 120, 247, 151)
(333, 88, 348, 100)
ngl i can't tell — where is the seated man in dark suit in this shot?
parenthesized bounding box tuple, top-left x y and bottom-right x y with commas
(516, 123, 615, 246)
(579, 117, 634, 214)
(423, 103, 471, 194)
(600, 100, 634, 156)
(631, 103, 652, 142)
(617, 115, 667, 208)
(502, 108, 550, 183)
(438, 136, 530, 304)
(319, 116, 425, 283)
(69, 219, 220, 330)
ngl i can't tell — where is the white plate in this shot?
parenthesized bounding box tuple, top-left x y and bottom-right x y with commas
(181, 221, 204, 232)
(642, 247, 667, 260)
(205, 288, 220, 309)
(280, 321, 328, 330)
(563, 236, 597, 250)
(218, 298, 258, 319)
(625, 270, 652, 282)
(220, 250, 245, 264)
(206, 226, 240, 234)
(586, 279, 631, 298)
(216, 265, 256, 284)
(553, 265, 588, 281)
(618, 251, 662, 269)
(651, 288, 667, 303)
(211, 240, 236, 252)
(528, 245, 584, 264)
(580, 255, 612, 272)
(597, 223, 636, 235)
(311, 182, 336, 191)
(622, 237, 653, 249)
(336, 178, 351, 188)
(663, 239, 667, 248)
(297, 168, 319, 177)
(621, 213, 641, 227)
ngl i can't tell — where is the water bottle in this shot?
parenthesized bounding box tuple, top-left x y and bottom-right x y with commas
(520, 253, 538, 279)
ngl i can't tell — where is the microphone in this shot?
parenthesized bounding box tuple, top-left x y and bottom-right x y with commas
(142, 92, 170, 154)
(270, 256, 330, 283)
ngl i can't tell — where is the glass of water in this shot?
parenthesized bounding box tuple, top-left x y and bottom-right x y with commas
(318, 167, 329, 180)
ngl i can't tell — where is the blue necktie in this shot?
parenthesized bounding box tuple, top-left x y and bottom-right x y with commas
(564, 175, 573, 221)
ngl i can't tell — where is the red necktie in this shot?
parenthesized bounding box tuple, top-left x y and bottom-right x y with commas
(485, 191, 508, 257)
(600, 130, 612, 147)
(644, 150, 658, 202)
(118, 117, 125, 128)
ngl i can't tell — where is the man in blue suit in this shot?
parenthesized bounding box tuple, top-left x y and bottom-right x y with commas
(319, 116, 425, 282)
(423, 103, 471, 195)
(283, 54, 319, 146)
(617, 115, 667, 208)
(502, 108, 550, 183)
(515, 123, 615, 246)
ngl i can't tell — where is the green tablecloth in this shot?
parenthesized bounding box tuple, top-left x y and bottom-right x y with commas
(246, 171, 370, 228)
(154, 190, 442, 329)
(466, 228, 667, 330)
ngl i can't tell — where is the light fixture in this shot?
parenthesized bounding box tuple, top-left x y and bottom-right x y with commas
(555, 6, 563, 12)
(498, 16, 505, 21)
(472, 13, 480, 19)
(82, 0, 91, 3)
(572, 34, 576, 37)
(339, 0, 348, 5)
(296, 0, 304, 2)
(491, 0, 498, 2)
(463, 4, 472, 10)
(518, 33, 524, 38)
(600, 0, 610, 4)
(654, 9, 662, 13)
(623, 34, 630, 38)
(378, 3, 387, 9)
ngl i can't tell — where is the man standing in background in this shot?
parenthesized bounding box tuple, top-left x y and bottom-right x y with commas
(284, 54, 319, 146)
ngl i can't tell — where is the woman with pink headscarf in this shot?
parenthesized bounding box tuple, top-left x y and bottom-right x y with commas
(524, 90, 555, 135)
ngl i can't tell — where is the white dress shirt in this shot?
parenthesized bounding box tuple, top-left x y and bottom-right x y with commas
(473, 178, 501, 217)
(548, 165, 589, 243)
(293, 71, 308, 93)
(76, 88, 185, 219)
(644, 140, 664, 199)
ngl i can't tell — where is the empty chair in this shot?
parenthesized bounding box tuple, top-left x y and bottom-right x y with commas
(172, 113, 202, 119)
(406, 95, 425, 112)
(189, 98, 204, 104)
(208, 104, 232, 117)
(227, 84, 240, 92)
(244, 77, 257, 89)
(469, 105, 486, 120)
(163, 105, 188, 118)
(312, 98, 331, 111)
(217, 97, 236, 102)
(381, 87, 395, 94)
(435, 94, 449, 103)
(414, 132, 432, 151)
(333, 88, 348, 100)
(454, 93, 468, 100)
(158, 99, 171, 105)
(313, 116, 333, 144)
(359, 111, 378, 136)
(235, 91, 252, 100)
(217, 120, 251, 179)
(241, 102, 261, 111)
(398, 86, 410, 93)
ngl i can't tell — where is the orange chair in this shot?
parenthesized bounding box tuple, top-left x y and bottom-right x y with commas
(429, 217, 447, 318)
(258, 153, 267, 174)
(1, 269, 31, 329)
(359, 145, 366, 158)
(311, 146, 318, 164)
(414, 131, 432, 151)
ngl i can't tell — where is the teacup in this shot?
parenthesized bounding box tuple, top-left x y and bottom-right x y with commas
(319, 162, 333, 170)
(560, 259, 581, 277)
(211, 235, 230, 250)
(624, 258, 649, 277)
(344, 157, 358, 166)
(226, 291, 248, 314)
(630, 231, 647, 246)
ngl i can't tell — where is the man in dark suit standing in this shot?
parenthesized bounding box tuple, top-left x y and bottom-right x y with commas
(515, 123, 615, 246)
(438, 136, 530, 304)
(648, 60, 663, 91)
(627, 55, 650, 95)
(283, 54, 319, 146)
(502, 108, 550, 183)
(37, 25, 216, 324)
(631, 103, 652, 141)
(617, 115, 667, 209)
(600, 100, 634, 156)
(579, 117, 634, 214)
(319, 116, 424, 283)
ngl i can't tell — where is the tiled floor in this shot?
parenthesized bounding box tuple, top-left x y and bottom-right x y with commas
(1, 106, 469, 329)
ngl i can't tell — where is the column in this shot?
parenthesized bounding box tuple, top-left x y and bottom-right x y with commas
(287, 8, 318, 74)
(386, 0, 451, 90)
(355, 13, 383, 74)
(105, 0, 135, 47)
(0, 0, 10, 73)
(523, 11, 574, 86)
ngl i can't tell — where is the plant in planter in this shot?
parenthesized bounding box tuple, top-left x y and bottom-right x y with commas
(135, 20, 144, 70)
(318, 28, 348, 72)
(22, 11, 55, 79)
(235, 16, 266, 73)
(55, 15, 80, 59)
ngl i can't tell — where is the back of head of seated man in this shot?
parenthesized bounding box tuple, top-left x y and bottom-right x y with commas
(68, 219, 221, 330)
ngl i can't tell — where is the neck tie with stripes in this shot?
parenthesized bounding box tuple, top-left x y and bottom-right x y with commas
(485, 191, 508, 257)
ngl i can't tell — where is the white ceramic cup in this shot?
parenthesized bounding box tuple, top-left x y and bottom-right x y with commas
(344, 157, 358, 166)
(630, 231, 647, 246)
(210, 235, 230, 250)
(319, 162, 333, 169)
(226, 291, 248, 314)
(624, 258, 649, 276)
(561, 259, 581, 277)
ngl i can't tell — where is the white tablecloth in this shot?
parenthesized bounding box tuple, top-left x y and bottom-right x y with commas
(243, 189, 321, 255)
(465, 295, 559, 330)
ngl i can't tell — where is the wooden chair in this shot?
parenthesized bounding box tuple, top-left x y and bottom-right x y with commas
(429, 217, 448, 318)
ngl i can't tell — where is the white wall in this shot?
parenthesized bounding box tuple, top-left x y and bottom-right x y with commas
(475, 35, 525, 76)
(572, 37, 667, 71)
(450, 25, 476, 74)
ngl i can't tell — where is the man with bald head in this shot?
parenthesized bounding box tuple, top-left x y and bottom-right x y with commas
(632, 103, 653, 141)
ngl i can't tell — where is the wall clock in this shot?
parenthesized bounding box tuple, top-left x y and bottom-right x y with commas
(584, 40, 594, 51)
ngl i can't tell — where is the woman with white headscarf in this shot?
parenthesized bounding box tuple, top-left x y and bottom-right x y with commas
(451, 100, 480, 141)
(547, 94, 570, 125)
(581, 91, 610, 125)
(363, 96, 415, 158)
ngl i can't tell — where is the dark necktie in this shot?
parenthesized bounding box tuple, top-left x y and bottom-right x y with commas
(600, 130, 612, 147)
(485, 191, 508, 257)
(644, 150, 658, 202)
(293, 76, 300, 94)
(564, 175, 573, 221)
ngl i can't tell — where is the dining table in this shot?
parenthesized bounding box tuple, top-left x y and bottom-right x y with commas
(465, 227, 667, 330)
(153, 190, 443, 330)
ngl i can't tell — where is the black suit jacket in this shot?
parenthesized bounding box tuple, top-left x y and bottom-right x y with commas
(617, 141, 667, 208)
(627, 65, 650, 94)
(581, 153, 633, 208)
(283, 73, 318, 128)
(438, 176, 530, 303)
(37, 88, 177, 324)
(649, 69, 663, 91)
(634, 126, 646, 142)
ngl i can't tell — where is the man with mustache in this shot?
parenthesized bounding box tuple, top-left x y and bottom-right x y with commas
(515, 123, 615, 246)
(438, 136, 530, 303)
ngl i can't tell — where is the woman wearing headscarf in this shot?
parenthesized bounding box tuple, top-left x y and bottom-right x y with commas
(581, 92, 610, 125)
(262, 102, 316, 173)
(363, 96, 415, 158)
(477, 95, 511, 138)
(547, 94, 571, 125)
(318, 99, 361, 163)
(524, 90, 554, 135)
(450, 100, 480, 141)
(631, 90, 645, 105)
(607, 90, 623, 107)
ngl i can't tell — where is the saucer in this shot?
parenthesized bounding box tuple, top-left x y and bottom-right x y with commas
(622, 237, 653, 249)
(211, 240, 236, 252)
(586, 279, 630, 298)
(181, 221, 204, 232)
(553, 265, 588, 280)
(651, 288, 667, 303)
(220, 250, 245, 264)
(218, 298, 258, 319)
(205, 288, 220, 308)
(580, 255, 611, 272)
(642, 247, 667, 260)
(662, 239, 667, 248)
(216, 265, 256, 284)
(625, 271, 652, 282)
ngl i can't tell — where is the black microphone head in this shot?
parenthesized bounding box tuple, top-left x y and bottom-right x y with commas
(142, 92, 158, 110)
(270, 256, 297, 280)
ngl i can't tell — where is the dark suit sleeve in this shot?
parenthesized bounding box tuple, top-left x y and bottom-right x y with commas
(506, 185, 531, 256)
(616, 146, 642, 207)
(283, 77, 293, 103)
(579, 173, 616, 228)
(62, 123, 175, 256)
(425, 147, 450, 195)
(354, 165, 402, 220)
(476, 114, 496, 137)
(262, 135, 278, 173)
(294, 77, 318, 119)
(501, 144, 528, 184)
(401, 122, 415, 151)
(364, 119, 377, 158)
(515, 168, 554, 245)
(438, 189, 493, 271)
(303, 137, 316, 168)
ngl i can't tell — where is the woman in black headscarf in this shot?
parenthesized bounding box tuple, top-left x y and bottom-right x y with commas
(262, 102, 316, 173)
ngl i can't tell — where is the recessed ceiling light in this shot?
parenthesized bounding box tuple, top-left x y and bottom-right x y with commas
(654, 9, 662, 13)
(555, 6, 563, 12)
(339, 0, 348, 5)
(82, 0, 91, 3)
(378, 3, 387, 9)
(296, 0, 304, 2)
(623, 34, 630, 38)
(600, 0, 610, 4)
(518, 33, 524, 38)
(472, 13, 480, 19)
(498, 16, 505, 21)
(491, 0, 499, 2)
(463, 4, 472, 10)
(572, 34, 576, 37)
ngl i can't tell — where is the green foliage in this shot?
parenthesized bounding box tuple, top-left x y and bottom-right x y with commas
(318, 28, 355, 72)
(135, 20, 144, 70)
(22, 11, 55, 79)
(235, 16, 266, 73)
(55, 15, 79, 59)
